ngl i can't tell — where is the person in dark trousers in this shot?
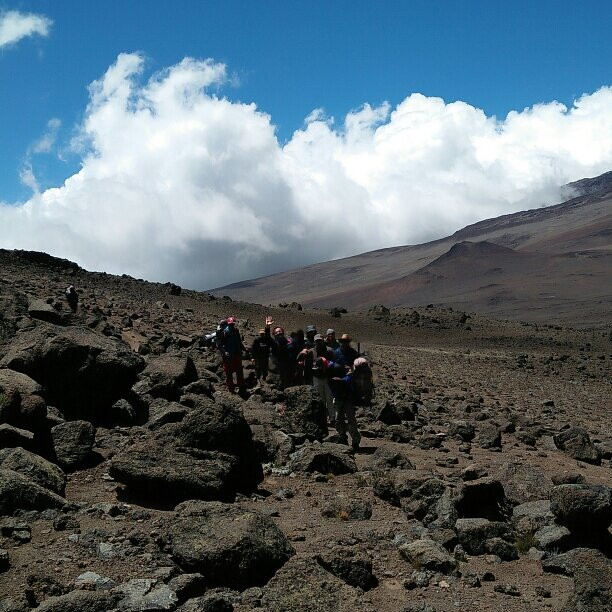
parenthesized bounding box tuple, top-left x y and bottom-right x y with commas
(334, 333, 358, 367)
(312, 355, 336, 425)
(327, 362, 361, 451)
(65, 285, 78, 312)
(251, 328, 270, 381)
(264, 316, 296, 389)
(216, 316, 245, 393)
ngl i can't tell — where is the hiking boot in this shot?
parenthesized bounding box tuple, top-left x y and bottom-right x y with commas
(351, 441, 360, 453)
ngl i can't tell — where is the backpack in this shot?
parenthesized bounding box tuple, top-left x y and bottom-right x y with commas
(353, 361, 374, 405)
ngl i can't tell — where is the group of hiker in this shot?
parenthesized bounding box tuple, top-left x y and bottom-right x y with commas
(214, 315, 374, 451)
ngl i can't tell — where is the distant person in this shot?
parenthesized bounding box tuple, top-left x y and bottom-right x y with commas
(312, 356, 335, 426)
(326, 328, 340, 351)
(327, 362, 360, 451)
(306, 325, 317, 344)
(216, 316, 245, 393)
(334, 333, 358, 367)
(264, 316, 297, 389)
(251, 328, 270, 381)
(65, 285, 79, 312)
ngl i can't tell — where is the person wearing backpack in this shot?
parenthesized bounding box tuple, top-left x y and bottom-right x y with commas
(352, 357, 374, 406)
(327, 361, 361, 451)
(216, 316, 245, 393)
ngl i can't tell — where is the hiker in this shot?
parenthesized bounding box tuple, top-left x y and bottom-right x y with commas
(65, 285, 78, 312)
(334, 333, 358, 367)
(326, 328, 340, 351)
(216, 316, 245, 393)
(264, 316, 297, 389)
(251, 328, 270, 381)
(327, 361, 361, 451)
(352, 356, 374, 406)
(306, 324, 317, 344)
(312, 356, 336, 426)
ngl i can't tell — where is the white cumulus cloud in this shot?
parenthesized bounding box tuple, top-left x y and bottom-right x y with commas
(0, 53, 611, 289)
(0, 10, 52, 48)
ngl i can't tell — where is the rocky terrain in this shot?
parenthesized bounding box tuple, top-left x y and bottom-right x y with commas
(0, 248, 610, 611)
(213, 172, 612, 327)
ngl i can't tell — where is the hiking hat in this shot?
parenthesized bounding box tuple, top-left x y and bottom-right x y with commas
(314, 334, 323, 341)
(354, 357, 367, 368)
(306, 325, 316, 333)
(326, 329, 335, 336)
(340, 333, 351, 342)
(226, 316, 236, 324)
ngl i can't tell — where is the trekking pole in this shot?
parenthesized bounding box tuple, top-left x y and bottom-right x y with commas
(357, 342, 361, 356)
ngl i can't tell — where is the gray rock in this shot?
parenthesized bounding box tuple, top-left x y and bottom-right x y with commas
(36, 591, 120, 612)
(0, 447, 66, 495)
(494, 462, 553, 504)
(251, 424, 294, 466)
(167, 573, 206, 604)
(454, 477, 510, 522)
(136, 354, 198, 401)
(0, 468, 65, 514)
(550, 484, 612, 531)
(0, 324, 144, 422)
(290, 442, 357, 475)
(27, 299, 65, 325)
(534, 525, 571, 551)
(321, 497, 372, 520)
(115, 578, 178, 611)
(511, 499, 555, 532)
(0, 424, 34, 450)
(147, 399, 188, 430)
(315, 548, 377, 590)
(259, 555, 357, 611)
(399, 539, 458, 574)
(277, 386, 328, 441)
(484, 537, 518, 561)
(51, 420, 95, 470)
(370, 447, 415, 471)
(178, 593, 234, 611)
(553, 427, 601, 465)
(454, 518, 513, 556)
(560, 548, 612, 612)
(165, 500, 294, 590)
(477, 423, 501, 449)
(448, 420, 475, 441)
(0, 368, 47, 432)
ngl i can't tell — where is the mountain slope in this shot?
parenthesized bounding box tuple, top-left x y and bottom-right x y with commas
(212, 172, 612, 325)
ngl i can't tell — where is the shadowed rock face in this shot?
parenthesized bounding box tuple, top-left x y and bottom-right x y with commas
(0, 324, 144, 422)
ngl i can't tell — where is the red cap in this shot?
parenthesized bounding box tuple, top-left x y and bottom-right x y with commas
(226, 316, 236, 324)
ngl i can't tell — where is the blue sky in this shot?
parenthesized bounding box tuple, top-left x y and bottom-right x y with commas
(0, 1, 611, 288)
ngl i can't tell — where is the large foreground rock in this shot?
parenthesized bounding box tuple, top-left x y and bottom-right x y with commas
(165, 500, 294, 590)
(290, 442, 357, 475)
(0, 468, 64, 515)
(550, 484, 612, 532)
(259, 555, 358, 611)
(134, 354, 198, 401)
(399, 539, 457, 573)
(0, 324, 144, 421)
(110, 399, 263, 503)
(0, 447, 66, 495)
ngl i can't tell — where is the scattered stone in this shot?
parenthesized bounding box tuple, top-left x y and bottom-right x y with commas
(477, 423, 501, 449)
(50, 421, 95, 470)
(454, 518, 513, 556)
(399, 539, 458, 574)
(0, 468, 65, 514)
(321, 497, 372, 520)
(550, 484, 612, 532)
(0, 447, 66, 495)
(315, 548, 378, 590)
(553, 427, 601, 465)
(494, 583, 521, 596)
(290, 442, 357, 475)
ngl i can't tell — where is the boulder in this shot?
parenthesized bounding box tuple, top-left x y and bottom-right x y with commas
(454, 478, 510, 522)
(277, 386, 328, 441)
(477, 423, 501, 449)
(0, 447, 66, 495)
(290, 442, 357, 475)
(50, 420, 95, 470)
(35, 590, 120, 612)
(27, 299, 65, 326)
(251, 424, 294, 466)
(399, 539, 458, 574)
(165, 500, 294, 590)
(376, 400, 415, 425)
(135, 354, 198, 401)
(553, 427, 602, 465)
(0, 368, 47, 432)
(534, 525, 571, 551)
(448, 420, 475, 442)
(0, 468, 65, 515)
(110, 399, 262, 503)
(259, 555, 357, 612)
(114, 578, 178, 611)
(0, 324, 144, 421)
(494, 462, 554, 505)
(454, 518, 513, 556)
(370, 447, 415, 471)
(177, 593, 233, 611)
(147, 398, 189, 430)
(0, 424, 34, 450)
(511, 499, 555, 532)
(550, 484, 612, 532)
(315, 548, 377, 590)
(321, 497, 372, 520)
